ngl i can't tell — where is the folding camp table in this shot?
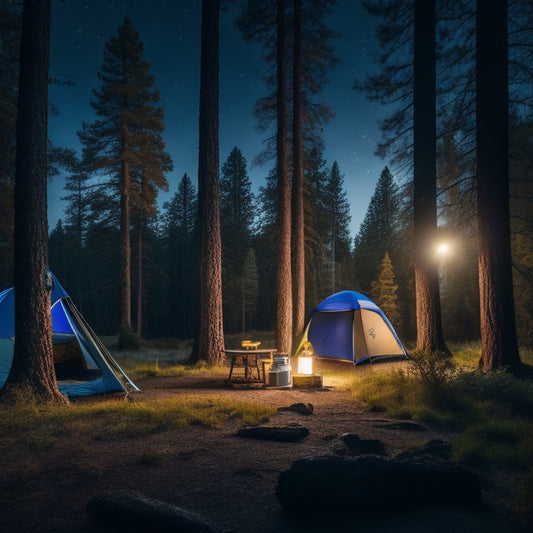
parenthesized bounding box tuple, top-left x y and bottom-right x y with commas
(223, 348, 277, 384)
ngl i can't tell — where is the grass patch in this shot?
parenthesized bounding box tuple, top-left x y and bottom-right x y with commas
(0, 395, 276, 454)
(136, 448, 169, 466)
(118, 360, 224, 380)
(452, 419, 533, 468)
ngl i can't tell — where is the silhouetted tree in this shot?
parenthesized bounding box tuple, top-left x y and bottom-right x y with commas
(0, 0, 20, 288)
(2, 0, 66, 404)
(304, 147, 329, 304)
(353, 166, 401, 294)
(220, 147, 255, 332)
(161, 174, 197, 338)
(322, 161, 351, 293)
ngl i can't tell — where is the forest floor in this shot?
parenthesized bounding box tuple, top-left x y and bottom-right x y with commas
(0, 365, 530, 532)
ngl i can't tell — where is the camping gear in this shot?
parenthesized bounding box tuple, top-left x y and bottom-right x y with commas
(0, 273, 139, 397)
(298, 290, 408, 365)
(266, 355, 291, 388)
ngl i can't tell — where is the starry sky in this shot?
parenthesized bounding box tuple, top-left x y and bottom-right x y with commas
(48, 0, 392, 238)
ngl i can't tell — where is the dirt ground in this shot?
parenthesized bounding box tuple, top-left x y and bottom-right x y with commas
(0, 367, 529, 532)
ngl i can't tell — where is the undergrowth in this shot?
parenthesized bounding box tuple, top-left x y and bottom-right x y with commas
(347, 346, 533, 517)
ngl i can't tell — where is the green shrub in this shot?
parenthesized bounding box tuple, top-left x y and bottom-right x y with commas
(452, 419, 533, 468)
(118, 325, 140, 350)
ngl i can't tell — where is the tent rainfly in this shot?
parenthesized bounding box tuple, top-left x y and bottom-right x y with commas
(298, 290, 408, 365)
(0, 273, 139, 397)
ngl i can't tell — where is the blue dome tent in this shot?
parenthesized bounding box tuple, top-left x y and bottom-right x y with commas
(299, 291, 408, 365)
(0, 273, 139, 397)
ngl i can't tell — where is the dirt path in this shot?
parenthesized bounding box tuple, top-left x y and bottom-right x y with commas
(0, 373, 526, 532)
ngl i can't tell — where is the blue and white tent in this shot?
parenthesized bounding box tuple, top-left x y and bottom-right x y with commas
(299, 290, 408, 365)
(0, 274, 139, 397)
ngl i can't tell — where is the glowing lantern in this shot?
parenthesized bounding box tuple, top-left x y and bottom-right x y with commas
(298, 342, 314, 375)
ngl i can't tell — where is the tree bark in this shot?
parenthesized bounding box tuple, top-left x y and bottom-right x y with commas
(120, 153, 132, 330)
(3, 0, 66, 404)
(292, 0, 305, 339)
(476, 0, 521, 371)
(275, 0, 293, 355)
(413, 0, 450, 356)
(197, 0, 224, 365)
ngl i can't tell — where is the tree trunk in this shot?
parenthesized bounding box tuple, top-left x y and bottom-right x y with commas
(197, 0, 224, 365)
(476, 0, 521, 371)
(292, 0, 305, 339)
(276, 0, 293, 355)
(120, 149, 132, 330)
(3, 0, 66, 404)
(413, 0, 450, 356)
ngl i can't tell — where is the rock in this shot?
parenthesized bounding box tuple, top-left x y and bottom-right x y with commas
(277, 455, 481, 512)
(339, 433, 387, 456)
(237, 425, 309, 442)
(277, 402, 314, 415)
(395, 439, 452, 461)
(87, 490, 222, 532)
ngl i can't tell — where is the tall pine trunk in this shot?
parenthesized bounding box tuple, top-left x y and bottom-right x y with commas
(120, 153, 132, 332)
(413, 0, 450, 356)
(197, 0, 224, 364)
(3, 0, 66, 404)
(292, 0, 305, 339)
(275, 0, 293, 355)
(476, 0, 521, 371)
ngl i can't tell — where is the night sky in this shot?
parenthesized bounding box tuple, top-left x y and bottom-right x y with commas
(48, 0, 391, 237)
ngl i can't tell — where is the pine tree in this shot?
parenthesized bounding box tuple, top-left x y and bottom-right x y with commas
(78, 17, 171, 347)
(304, 147, 329, 303)
(371, 252, 401, 331)
(322, 161, 351, 293)
(161, 174, 198, 338)
(220, 147, 255, 332)
(353, 166, 400, 294)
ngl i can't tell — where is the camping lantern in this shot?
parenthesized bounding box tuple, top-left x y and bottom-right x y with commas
(298, 343, 314, 375)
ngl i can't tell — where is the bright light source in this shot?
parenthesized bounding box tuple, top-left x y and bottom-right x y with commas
(437, 243, 449, 255)
(298, 356, 313, 375)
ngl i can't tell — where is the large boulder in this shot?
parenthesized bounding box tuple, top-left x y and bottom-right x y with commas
(87, 491, 222, 532)
(277, 455, 481, 512)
